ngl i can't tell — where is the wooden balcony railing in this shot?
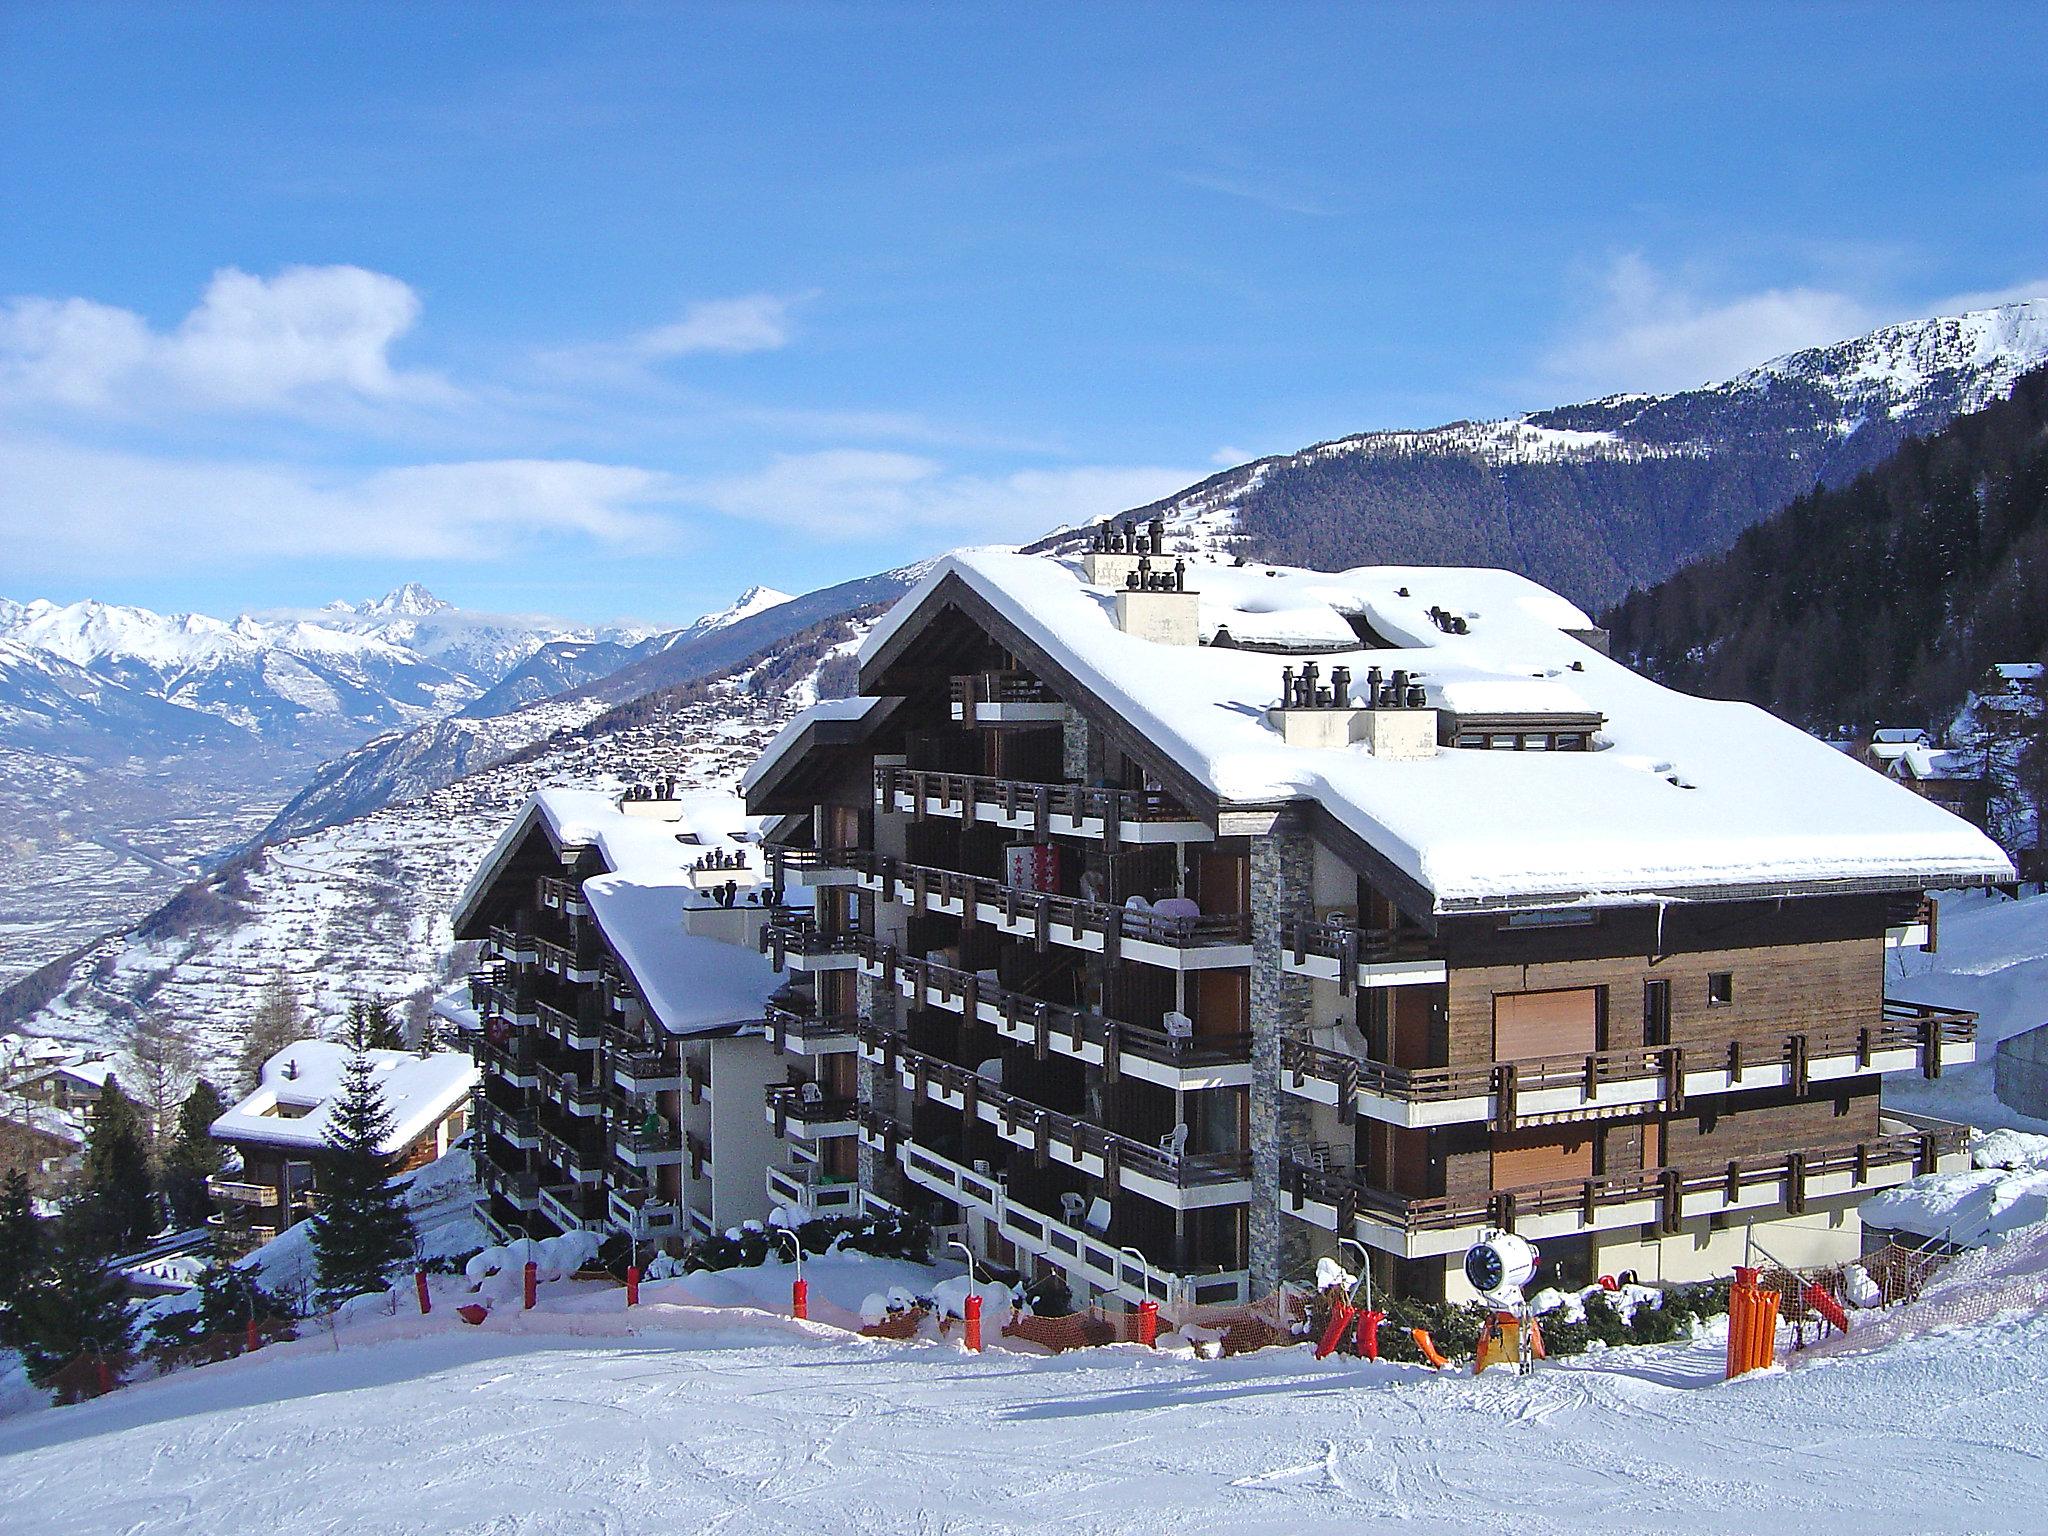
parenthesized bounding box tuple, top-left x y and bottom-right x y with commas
(875, 765, 1198, 847)
(1280, 1125, 1962, 1238)
(760, 914, 864, 962)
(764, 999, 861, 1048)
(765, 1083, 859, 1130)
(860, 935, 1249, 1077)
(857, 852, 1251, 951)
(1279, 918, 1441, 988)
(537, 875, 589, 914)
(863, 1023, 1251, 1191)
(1280, 1000, 1978, 1126)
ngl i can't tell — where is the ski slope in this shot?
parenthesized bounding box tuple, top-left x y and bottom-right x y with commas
(1, 1267, 2043, 1534)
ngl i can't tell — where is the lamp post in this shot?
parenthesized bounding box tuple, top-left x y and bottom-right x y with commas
(1119, 1246, 1161, 1347)
(780, 1228, 807, 1320)
(948, 1240, 982, 1351)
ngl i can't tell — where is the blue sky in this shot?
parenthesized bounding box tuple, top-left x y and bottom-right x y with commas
(3, 3, 2044, 625)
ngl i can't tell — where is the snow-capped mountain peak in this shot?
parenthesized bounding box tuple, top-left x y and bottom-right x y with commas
(691, 585, 793, 636)
(356, 581, 452, 619)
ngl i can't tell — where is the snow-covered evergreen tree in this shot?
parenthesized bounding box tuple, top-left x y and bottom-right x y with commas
(309, 1050, 416, 1308)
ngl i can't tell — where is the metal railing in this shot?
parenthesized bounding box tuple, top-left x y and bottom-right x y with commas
(1280, 1125, 1964, 1237)
(861, 935, 1249, 1075)
(863, 1023, 1251, 1190)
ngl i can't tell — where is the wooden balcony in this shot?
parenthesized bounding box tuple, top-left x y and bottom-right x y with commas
(875, 766, 1209, 848)
(474, 977, 536, 1028)
(1280, 1001, 1979, 1130)
(859, 936, 1250, 1089)
(205, 1177, 278, 1209)
(536, 999, 604, 1052)
(614, 1116, 683, 1169)
(765, 1161, 860, 1216)
(1278, 918, 1445, 992)
(537, 875, 590, 918)
(540, 1128, 603, 1185)
(474, 1034, 540, 1089)
(768, 846, 865, 889)
(536, 1061, 603, 1117)
(611, 1043, 682, 1094)
(764, 998, 861, 1056)
(538, 1183, 608, 1234)
(765, 1083, 860, 1140)
(759, 914, 864, 972)
(534, 936, 601, 983)
(488, 924, 538, 965)
(860, 1113, 1249, 1308)
(861, 1025, 1252, 1209)
(607, 1185, 685, 1239)
(474, 1100, 541, 1150)
(854, 852, 1252, 970)
(1280, 1126, 1964, 1259)
(949, 670, 1064, 726)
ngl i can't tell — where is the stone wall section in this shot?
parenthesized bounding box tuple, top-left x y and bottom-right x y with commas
(1249, 825, 1316, 1292)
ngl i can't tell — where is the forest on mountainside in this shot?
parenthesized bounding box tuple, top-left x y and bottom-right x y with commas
(1603, 366, 2048, 732)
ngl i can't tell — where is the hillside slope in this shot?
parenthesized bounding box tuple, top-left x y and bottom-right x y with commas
(1045, 300, 2048, 611)
(1603, 364, 2048, 732)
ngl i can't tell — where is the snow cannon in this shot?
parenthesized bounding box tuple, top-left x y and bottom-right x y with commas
(1463, 1229, 1539, 1310)
(1464, 1230, 1542, 1376)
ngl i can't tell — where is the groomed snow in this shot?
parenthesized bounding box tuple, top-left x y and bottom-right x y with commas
(210, 1039, 477, 1155)
(3, 1261, 2045, 1533)
(856, 552, 2012, 908)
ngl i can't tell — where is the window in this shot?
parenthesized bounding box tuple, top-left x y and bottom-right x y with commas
(1707, 972, 1733, 1006)
(1643, 979, 1670, 1046)
(1555, 732, 1588, 751)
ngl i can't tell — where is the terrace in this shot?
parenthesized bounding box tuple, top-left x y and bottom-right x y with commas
(1279, 1000, 1978, 1129)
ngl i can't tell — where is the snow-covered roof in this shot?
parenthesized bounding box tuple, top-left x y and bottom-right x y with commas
(211, 1041, 477, 1155)
(1993, 662, 2044, 683)
(858, 551, 2013, 908)
(1888, 746, 1984, 783)
(742, 695, 887, 795)
(457, 787, 782, 1037)
(1871, 727, 1931, 745)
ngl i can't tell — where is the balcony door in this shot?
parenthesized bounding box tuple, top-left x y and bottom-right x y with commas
(1492, 986, 1601, 1062)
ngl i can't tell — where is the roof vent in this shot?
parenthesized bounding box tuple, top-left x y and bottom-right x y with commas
(1083, 516, 1169, 588)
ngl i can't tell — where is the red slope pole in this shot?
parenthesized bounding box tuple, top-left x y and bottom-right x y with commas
(416, 1270, 433, 1316)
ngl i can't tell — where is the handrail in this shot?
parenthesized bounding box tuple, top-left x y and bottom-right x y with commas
(765, 1083, 859, 1122)
(1282, 1126, 1958, 1234)
(863, 1023, 1251, 1188)
(860, 935, 1250, 1069)
(1279, 917, 1439, 970)
(764, 1000, 862, 1038)
(855, 851, 1251, 947)
(1281, 1003, 1978, 1107)
(876, 765, 1196, 827)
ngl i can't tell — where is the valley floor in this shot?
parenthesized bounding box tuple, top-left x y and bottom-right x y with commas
(0, 1260, 2043, 1535)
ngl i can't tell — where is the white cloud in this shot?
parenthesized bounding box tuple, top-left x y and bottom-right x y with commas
(0, 437, 677, 574)
(1928, 277, 2048, 314)
(0, 265, 452, 418)
(1210, 446, 1251, 467)
(634, 294, 800, 358)
(1541, 254, 1876, 396)
(690, 449, 1199, 543)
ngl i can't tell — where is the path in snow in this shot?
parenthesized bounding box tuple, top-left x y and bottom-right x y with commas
(0, 1286, 2042, 1534)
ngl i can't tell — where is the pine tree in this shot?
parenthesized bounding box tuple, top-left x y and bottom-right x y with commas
(342, 999, 405, 1053)
(158, 1080, 227, 1230)
(14, 1223, 133, 1388)
(308, 1050, 416, 1309)
(240, 969, 306, 1092)
(72, 1077, 155, 1258)
(0, 1167, 42, 1347)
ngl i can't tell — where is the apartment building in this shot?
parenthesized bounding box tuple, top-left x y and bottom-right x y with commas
(451, 785, 797, 1246)
(741, 535, 2005, 1306)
